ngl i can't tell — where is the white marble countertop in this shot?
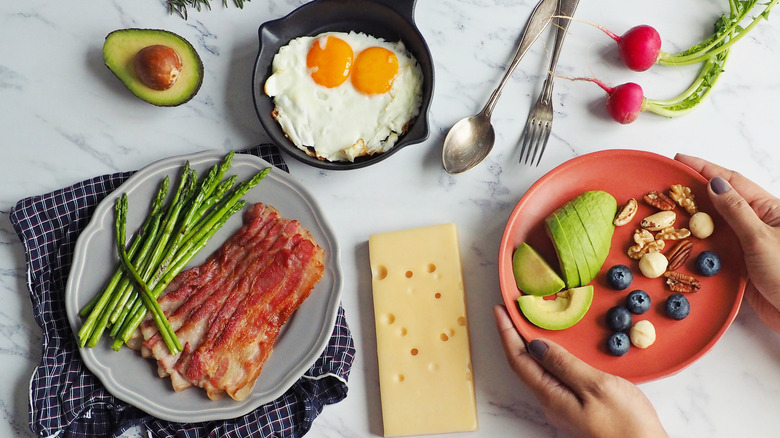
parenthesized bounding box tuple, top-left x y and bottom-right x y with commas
(3, 1, 780, 437)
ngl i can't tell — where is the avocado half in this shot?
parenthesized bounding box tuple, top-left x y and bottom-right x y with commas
(103, 28, 203, 107)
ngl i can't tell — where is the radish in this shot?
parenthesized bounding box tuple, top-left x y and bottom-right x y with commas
(575, 78, 645, 124)
(572, 47, 730, 124)
(554, 0, 778, 71)
(595, 25, 661, 72)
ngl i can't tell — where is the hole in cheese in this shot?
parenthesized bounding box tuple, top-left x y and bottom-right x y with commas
(440, 333, 449, 341)
(399, 327, 407, 336)
(410, 348, 419, 356)
(405, 270, 413, 278)
(396, 374, 405, 383)
(434, 292, 442, 299)
(427, 263, 436, 273)
(457, 316, 467, 326)
(382, 313, 395, 324)
(428, 363, 439, 372)
(375, 265, 388, 280)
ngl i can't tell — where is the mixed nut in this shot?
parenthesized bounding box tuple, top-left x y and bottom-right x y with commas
(605, 183, 721, 355)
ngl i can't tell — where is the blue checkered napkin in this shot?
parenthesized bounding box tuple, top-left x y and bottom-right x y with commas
(10, 145, 355, 438)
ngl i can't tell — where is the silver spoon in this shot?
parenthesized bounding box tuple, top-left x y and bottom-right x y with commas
(442, 0, 558, 174)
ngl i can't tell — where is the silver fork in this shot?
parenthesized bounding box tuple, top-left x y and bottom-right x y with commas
(518, 0, 579, 166)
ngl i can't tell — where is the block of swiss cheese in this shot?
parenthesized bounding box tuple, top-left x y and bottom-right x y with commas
(368, 223, 478, 437)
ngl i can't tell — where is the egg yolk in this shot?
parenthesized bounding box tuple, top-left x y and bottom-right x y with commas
(351, 46, 399, 95)
(307, 36, 353, 88)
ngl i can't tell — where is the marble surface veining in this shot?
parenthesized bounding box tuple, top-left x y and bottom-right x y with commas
(2, 1, 780, 437)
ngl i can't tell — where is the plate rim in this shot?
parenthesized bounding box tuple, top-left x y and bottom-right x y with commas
(498, 149, 747, 383)
(65, 149, 343, 421)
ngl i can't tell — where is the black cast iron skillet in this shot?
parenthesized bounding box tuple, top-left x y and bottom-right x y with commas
(251, 0, 434, 170)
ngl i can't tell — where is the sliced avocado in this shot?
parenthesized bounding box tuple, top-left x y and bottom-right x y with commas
(560, 204, 599, 285)
(585, 190, 619, 229)
(103, 28, 203, 107)
(571, 192, 615, 271)
(544, 211, 580, 289)
(517, 285, 594, 330)
(512, 242, 565, 296)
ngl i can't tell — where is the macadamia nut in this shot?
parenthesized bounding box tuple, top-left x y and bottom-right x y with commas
(638, 252, 668, 278)
(689, 211, 715, 239)
(630, 320, 656, 349)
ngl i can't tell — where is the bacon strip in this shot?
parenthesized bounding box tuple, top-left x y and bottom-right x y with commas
(138, 203, 325, 400)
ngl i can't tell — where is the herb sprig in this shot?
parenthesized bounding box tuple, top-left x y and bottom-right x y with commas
(167, 0, 250, 20)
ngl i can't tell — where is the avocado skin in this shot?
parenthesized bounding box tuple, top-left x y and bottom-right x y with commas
(103, 28, 203, 107)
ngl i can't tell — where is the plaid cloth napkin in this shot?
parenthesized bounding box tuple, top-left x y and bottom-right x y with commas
(10, 145, 355, 438)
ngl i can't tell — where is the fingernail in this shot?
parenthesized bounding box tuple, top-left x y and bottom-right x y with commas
(528, 339, 548, 359)
(710, 176, 731, 195)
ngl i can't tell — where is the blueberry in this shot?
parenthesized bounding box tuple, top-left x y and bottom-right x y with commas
(665, 293, 691, 320)
(607, 265, 633, 290)
(606, 306, 633, 332)
(695, 251, 721, 277)
(625, 289, 651, 314)
(606, 332, 630, 356)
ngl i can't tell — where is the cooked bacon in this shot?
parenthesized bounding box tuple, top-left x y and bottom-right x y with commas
(138, 203, 325, 400)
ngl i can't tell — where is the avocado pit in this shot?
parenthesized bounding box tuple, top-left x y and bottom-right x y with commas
(134, 45, 182, 91)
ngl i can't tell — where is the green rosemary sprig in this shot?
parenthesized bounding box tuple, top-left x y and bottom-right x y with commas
(166, 0, 250, 20)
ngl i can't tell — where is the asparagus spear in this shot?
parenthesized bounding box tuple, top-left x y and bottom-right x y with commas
(77, 177, 169, 347)
(114, 194, 183, 354)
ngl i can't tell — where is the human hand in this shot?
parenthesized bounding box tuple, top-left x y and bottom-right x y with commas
(493, 305, 668, 438)
(675, 154, 780, 333)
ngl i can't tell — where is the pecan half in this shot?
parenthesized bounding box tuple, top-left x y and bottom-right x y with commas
(614, 198, 638, 226)
(665, 239, 693, 271)
(669, 184, 698, 215)
(663, 271, 701, 293)
(643, 190, 676, 211)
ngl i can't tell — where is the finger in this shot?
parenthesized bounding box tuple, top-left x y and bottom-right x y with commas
(674, 153, 774, 205)
(529, 338, 611, 399)
(493, 305, 539, 374)
(745, 285, 780, 334)
(706, 176, 768, 247)
(493, 306, 589, 416)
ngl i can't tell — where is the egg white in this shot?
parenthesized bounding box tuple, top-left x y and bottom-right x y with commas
(264, 31, 423, 162)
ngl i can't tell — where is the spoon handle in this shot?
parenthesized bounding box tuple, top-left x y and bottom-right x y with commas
(481, 0, 558, 118)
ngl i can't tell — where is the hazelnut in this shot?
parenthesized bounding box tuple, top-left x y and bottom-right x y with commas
(689, 211, 715, 239)
(134, 45, 182, 91)
(629, 320, 656, 349)
(638, 252, 668, 278)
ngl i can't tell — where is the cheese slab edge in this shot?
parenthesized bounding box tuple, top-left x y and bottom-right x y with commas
(368, 223, 478, 437)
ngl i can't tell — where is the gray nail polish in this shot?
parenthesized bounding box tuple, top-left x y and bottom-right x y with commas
(710, 176, 731, 195)
(528, 339, 548, 359)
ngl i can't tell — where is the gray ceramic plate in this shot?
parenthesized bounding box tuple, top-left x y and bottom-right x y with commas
(65, 150, 342, 422)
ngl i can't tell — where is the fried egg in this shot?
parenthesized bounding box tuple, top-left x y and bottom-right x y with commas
(264, 31, 423, 162)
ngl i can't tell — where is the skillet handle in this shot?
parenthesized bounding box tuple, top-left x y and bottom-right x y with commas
(369, 0, 418, 24)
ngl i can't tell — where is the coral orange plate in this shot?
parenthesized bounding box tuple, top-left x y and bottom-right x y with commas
(498, 149, 747, 383)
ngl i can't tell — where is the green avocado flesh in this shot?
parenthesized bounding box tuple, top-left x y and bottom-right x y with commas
(545, 191, 617, 287)
(545, 212, 580, 288)
(512, 242, 565, 296)
(103, 28, 203, 107)
(517, 285, 594, 330)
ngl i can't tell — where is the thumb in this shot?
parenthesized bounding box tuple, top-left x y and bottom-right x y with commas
(528, 338, 608, 396)
(707, 176, 765, 246)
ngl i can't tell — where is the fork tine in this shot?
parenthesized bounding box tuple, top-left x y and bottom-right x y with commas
(518, 119, 535, 164)
(533, 125, 552, 166)
(526, 122, 544, 165)
(529, 122, 551, 165)
(520, 124, 537, 164)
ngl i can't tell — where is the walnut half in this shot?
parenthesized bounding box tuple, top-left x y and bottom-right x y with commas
(669, 184, 698, 215)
